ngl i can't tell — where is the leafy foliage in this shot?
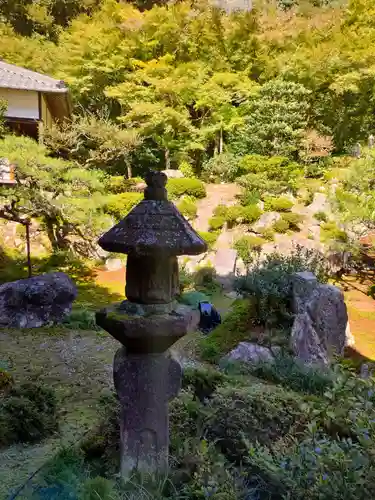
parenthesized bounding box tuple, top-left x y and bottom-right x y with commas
(264, 196, 294, 213)
(0, 382, 57, 446)
(234, 235, 266, 266)
(167, 178, 206, 200)
(236, 246, 329, 326)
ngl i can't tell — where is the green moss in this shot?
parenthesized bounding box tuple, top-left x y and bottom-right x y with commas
(320, 221, 348, 243)
(199, 299, 256, 362)
(264, 196, 293, 212)
(273, 218, 290, 233)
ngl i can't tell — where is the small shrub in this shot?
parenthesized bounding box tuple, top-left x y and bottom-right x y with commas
(258, 227, 275, 241)
(63, 309, 100, 331)
(202, 153, 240, 182)
(213, 204, 229, 218)
(170, 391, 206, 446)
(0, 368, 13, 394)
(239, 189, 261, 206)
(167, 178, 206, 199)
(314, 211, 328, 222)
(0, 383, 58, 446)
(205, 384, 306, 462)
(199, 299, 256, 362)
(193, 265, 216, 287)
(281, 212, 304, 231)
(104, 192, 143, 220)
(80, 476, 116, 500)
(273, 218, 290, 233)
(227, 354, 333, 395)
(242, 204, 262, 224)
(208, 215, 225, 231)
(235, 246, 329, 326)
(106, 176, 143, 194)
(177, 195, 198, 220)
(234, 235, 266, 266)
(225, 205, 244, 228)
(368, 284, 375, 300)
(264, 196, 294, 212)
(197, 231, 219, 250)
(320, 221, 348, 243)
(182, 367, 228, 402)
(178, 160, 195, 178)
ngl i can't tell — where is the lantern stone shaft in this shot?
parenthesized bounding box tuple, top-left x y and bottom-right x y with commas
(96, 170, 206, 478)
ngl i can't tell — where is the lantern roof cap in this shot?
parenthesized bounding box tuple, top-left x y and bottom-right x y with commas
(98, 170, 207, 256)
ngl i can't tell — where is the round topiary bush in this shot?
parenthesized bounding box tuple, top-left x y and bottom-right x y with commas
(167, 178, 206, 199)
(0, 383, 58, 446)
(264, 197, 294, 212)
(205, 384, 306, 462)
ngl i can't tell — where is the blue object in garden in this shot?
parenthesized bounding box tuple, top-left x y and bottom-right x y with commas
(198, 301, 221, 335)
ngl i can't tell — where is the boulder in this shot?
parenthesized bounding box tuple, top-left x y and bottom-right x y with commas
(292, 271, 318, 314)
(214, 248, 237, 276)
(0, 272, 77, 328)
(253, 211, 281, 232)
(162, 169, 184, 179)
(105, 258, 124, 271)
(224, 342, 274, 365)
(290, 280, 348, 365)
(291, 312, 329, 366)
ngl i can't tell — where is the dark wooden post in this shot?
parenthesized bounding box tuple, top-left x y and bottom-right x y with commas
(25, 221, 32, 278)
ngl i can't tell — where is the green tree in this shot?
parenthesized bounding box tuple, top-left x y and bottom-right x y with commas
(229, 79, 311, 158)
(0, 135, 111, 254)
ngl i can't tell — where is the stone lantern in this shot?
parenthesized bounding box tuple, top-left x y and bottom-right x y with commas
(96, 170, 207, 478)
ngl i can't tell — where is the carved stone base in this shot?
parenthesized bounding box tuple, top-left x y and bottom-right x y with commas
(113, 347, 182, 477)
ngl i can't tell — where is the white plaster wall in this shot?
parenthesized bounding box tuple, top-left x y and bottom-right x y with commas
(0, 88, 39, 119)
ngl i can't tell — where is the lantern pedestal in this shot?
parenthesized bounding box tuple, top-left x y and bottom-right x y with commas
(114, 347, 182, 477)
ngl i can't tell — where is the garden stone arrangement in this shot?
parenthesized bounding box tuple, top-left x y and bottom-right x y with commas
(96, 170, 205, 477)
(0, 272, 76, 328)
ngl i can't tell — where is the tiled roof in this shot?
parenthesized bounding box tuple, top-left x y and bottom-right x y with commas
(0, 61, 68, 93)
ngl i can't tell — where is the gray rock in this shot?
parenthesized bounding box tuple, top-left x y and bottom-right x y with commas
(0, 272, 77, 328)
(253, 211, 281, 232)
(307, 193, 331, 214)
(290, 312, 329, 366)
(345, 322, 355, 347)
(308, 224, 321, 240)
(214, 248, 237, 276)
(105, 258, 123, 271)
(224, 342, 274, 365)
(162, 169, 184, 178)
(290, 283, 348, 364)
(292, 271, 318, 314)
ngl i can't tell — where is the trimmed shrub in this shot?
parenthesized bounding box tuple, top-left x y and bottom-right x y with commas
(167, 178, 206, 199)
(106, 176, 143, 194)
(0, 383, 57, 446)
(177, 195, 198, 220)
(208, 215, 225, 231)
(281, 212, 304, 231)
(226, 354, 333, 395)
(242, 204, 262, 224)
(258, 227, 275, 241)
(213, 204, 229, 218)
(320, 221, 348, 243)
(193, 265, 216, 287)
(314, 211, 328, 222)
(201, 153, 240, 182)
(197, 231, 219, 250)
(225, 205, 244, 228)
(182, 367, 228, 403)
(239, 189, 261, 207)
(104, 192, 142, 220)
(178, 161, 195, 178)
(234, 235, 266, 266)
(273, 218, 290, 233)
(264, 196, 294, 212)
(205, 384, 306, 462)
(0, 368, 13, 394)
(199, 299, 256, 362)
(63, 309, 100, 331)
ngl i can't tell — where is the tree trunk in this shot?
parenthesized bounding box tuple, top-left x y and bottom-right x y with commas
(165, 148, 170, 169)
(219, 127, 223, 154)
(126, 160, 132, 179)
